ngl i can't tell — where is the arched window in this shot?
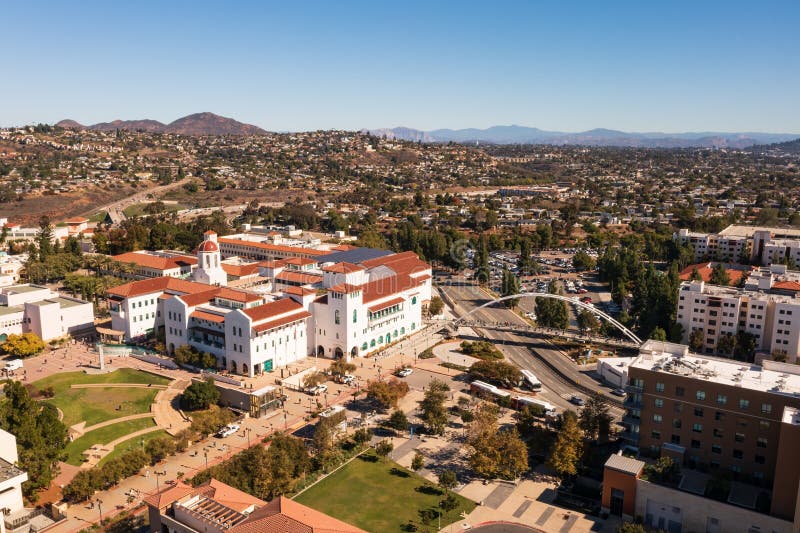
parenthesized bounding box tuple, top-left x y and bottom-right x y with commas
(412, 296, 417, 305)
(353, 309, 358, 323)
(411, 322, 416, 330)
(400, 327, 405, 335)
(361, 342, 368, 351)
(393, 330, 398, 338)
(378, 335, 384, 344)
(335, 310, 341, 325)
(370, 339, 376, 347)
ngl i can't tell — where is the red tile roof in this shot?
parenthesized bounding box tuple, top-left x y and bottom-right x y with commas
(191, 310, 227, 323)
(360, 251, 430, 277)
(64, 217, 89, 224)
(773, 280, 800, 292)
(214, 287, 263, 303)
(243, 298, 305, 323)
(284, 257, 317, 266)
(276, 271, 323, 285)
(178, 289, 222, 307)
(253, 310, 311, 333)
(111, 252, 197, 271)
(362, 274, 424, 304)
(221, 262, 262, 278)
(283, 286, 318, 297)
(367, 296, 405, 313)
(328, 283, 362, 294)
(203, 479, 264, 512)
(143, 481, 196, 509)
(228, 496, 367, 533)
(107, 277, 212, 299)
(679, 262, 752, 285)
(322, 262, 364, 273)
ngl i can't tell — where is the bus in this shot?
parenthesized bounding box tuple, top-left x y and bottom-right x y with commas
(514, 395, 557, 417)
(520, 369, 542, 392)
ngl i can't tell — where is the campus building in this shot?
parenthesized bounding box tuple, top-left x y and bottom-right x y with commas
(676, 265, 800, 361)
(674, 225, 800, 266)
(618, 340, 800, 529)
(145, 478, 366, 533)
(106, 239, 432, 376)
(0, 284, 94, 342)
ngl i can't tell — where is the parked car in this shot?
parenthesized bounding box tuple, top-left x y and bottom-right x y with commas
(341, 374, 356, 385)
(569, 395, 585, 406)
(611, 388, 626, 397)
(216, 424, 240, 438)
(524, 311, 537, 319)
(397, 368, 413, 378)
(307, 384, 328, 395)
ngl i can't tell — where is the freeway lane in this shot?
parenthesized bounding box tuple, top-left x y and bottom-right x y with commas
(439, 281, 624, 418)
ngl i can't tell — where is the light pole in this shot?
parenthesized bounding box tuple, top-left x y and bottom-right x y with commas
(96, 498, 103, 522)
(283, 410, 288, 430)
(246, 428, 252, 447)
(155, 471, 161, 491)
(204, 451, 208, 470)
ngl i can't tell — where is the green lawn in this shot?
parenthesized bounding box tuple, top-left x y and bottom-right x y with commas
(64, 417, 156, 466)
(87, 211, 108, 223)
(123, 202, 186, 217)
(97, 429, 170, 467)
(295, 451, 475, 532)
(33, 369, 169, 427)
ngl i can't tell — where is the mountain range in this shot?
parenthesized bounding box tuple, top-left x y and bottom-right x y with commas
(56, 112, 267, 136)
(366, 125, 799, 149)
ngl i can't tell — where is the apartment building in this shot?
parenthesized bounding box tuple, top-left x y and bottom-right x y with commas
(675, 225, 800, 266)
(620, 340, 800, 524)
(0, 284, 94, 342)
(677, 265, 800, 361)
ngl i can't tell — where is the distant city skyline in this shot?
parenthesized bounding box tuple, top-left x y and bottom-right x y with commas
(2, 1, 799, 133)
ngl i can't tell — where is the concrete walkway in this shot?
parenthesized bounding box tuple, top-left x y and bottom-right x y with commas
(69, 383, 168, 389)
(152, 379, 191, 436)
(80, 426, 164, 470)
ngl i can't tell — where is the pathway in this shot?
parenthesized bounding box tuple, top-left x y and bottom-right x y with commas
(152, 379, 191, 436)
(69, 383, 168, 389)
(70, 413, 155, 440)
(80, 426, 164, 470)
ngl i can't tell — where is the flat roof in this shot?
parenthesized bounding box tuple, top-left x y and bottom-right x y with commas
(0, 306, 23, 317)
(719, 224, 800, 238)
(634, 340, 800, 398)
(605, 453, 644, 476)
(0, 457, 25, 484)
(3, 284, 47, 293)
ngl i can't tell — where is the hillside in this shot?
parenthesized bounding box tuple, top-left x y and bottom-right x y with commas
(56, 112, 267, 136)
(749, 138, 800, 156)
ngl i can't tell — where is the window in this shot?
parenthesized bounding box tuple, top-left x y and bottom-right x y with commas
(671, 434, 681, 444)
(672, 419, 682, 429)
(761, 403, 772, 414)
(692, 423, 703, 433)
(651, 430, 661, 440)
(716, 394, 727, 405)
(334, 310, 340, 325)
(653, 414, 662, 423)
(675, 386, 685, 397)
(654, 398, 663, 408)
(696, 390, 706, 401)
(739, 399, 750, 409)
(712, 444, 722, 454)
(691, 439, 701, 449)
(732, 449, 743, 459)
(353, 309, 357, 323)
(412, 296, 417, 305)
(755, 455, 765, 464)
(694, 407, 704, 417)
(757, 437, 767, 448)
(715, 411, 724, 421)
(735, 433, 745, 443)
(759, 420, 770, 430)
(655, 382, 664, 393)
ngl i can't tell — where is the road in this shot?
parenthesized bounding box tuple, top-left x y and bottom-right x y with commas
(89, 177, 193, 224)
(439, 281, 624, 418)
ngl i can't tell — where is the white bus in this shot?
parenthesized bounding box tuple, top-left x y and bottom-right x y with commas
(521, 369, 542, 392)
(514, 395, 557, 417)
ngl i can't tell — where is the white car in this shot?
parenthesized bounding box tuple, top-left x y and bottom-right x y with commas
(397, 368, 413, 377)
(216, 424, 240, 438)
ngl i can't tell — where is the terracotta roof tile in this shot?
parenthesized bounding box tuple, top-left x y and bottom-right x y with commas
(107, 277, 213, 299)
(111, 252, 197, 272)
(321, 262, 365, 274)
(253, 310, 311, 333)
(228, 496, 367, 533)
(367, 296, 405, 313)
(243, 298, 304, 323)
(218, 237, 331, 257)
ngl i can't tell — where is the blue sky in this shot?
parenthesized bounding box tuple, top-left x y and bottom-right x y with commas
(2, 1, 799, 133)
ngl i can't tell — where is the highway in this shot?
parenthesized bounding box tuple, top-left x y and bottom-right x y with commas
(439, 281, 625, 418)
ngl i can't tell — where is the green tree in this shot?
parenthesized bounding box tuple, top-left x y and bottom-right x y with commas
(375, 440, 394, 460)
(411, 451, 425, 471)
(709, 263, 730, 286)
(438, 469, 458, 493)
(717, 333, 736, 355)
(419, 379, 450, 435)
(181, 378, 220, 411)
(386, 409, 409, 433)
(329, 359, 356, 378)
(617, 524, 648, 533)
(546, 411, 583, 478)
(428, 296, 444, 316)
(468, 360, 522, 388)
(144, 435, 177, 464)
(578, 394, 612, 442)
(649, 327, 667, 341)
(572, 251, 596, 271)
(366, 379, 410, 410)
(688, 328, 705, 352)
(576, 310, 600, 334)
(501, 268, 520, 307)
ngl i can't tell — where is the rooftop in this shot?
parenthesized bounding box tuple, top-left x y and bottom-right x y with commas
(0, 457, 25, 484)
(719, 224, 800, 238)
(634, 340, 800, 398)
(604, 453, 644, 476)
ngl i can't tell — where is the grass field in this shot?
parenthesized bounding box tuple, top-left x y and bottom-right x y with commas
(123, 202, 186, 217)
(64, 417, 156, 465)
(97, 429, 170, 467)
(33, 369, 169, 427)
(295, 451, 475, 532)
(87, 211, 108, 223)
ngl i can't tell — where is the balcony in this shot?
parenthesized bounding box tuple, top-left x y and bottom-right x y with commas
(618, 430, 640, 442)
(625, 384, 643, 393)
(622, 414, 641, 426)
(623, 396, 642, 409)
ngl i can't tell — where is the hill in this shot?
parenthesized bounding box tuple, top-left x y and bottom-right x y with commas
(368, 125, 798, 148)
(749, 138, 800, 156)
(55, 112, 266, 136)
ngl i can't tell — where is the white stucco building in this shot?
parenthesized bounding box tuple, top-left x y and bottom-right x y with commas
(0, 285, 94, 342)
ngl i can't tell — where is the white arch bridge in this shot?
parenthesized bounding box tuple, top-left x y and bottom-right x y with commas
(441, 292, 643, 347)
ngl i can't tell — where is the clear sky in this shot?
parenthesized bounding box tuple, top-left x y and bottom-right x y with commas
(2, 1, 799, 133)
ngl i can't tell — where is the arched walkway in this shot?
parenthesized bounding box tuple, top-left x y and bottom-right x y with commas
(452, 292, 643, 344)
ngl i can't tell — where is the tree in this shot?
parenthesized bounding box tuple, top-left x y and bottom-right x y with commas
(649, 326, 667, 341)
(419, 379, 450, 435)
(689, 268, 702, 281)
(329, 359, 356, 378)
(576, 310, 600, 334)
(572, 251, 596, 271)
(500, 268, 520, 307)
(0, 381, 68, 499)
(467, 403, 528, 480)
(302, 371, 327, 390)
(375, 440, 393, 460)
(428, 296, 444, 316)
(437, 469, 457, 493)
(617, 524, 648, 533)
(1, 333, 46, 358)
(546, 411, 583, 478)
(535, 295, 569, 329)
(386, 409, 409, 433)
(717, 333, 736, 355)
(688, 328, 705, 352)
(366, 379, 409, 410)
(144, 436, 177, 464)
(579, 394, 612, 442)
(36, 216, 54, 261)
(181, 378, 220, 411)
(709, 263, 730, 286)
(468, 360, 522, 388)
(411, 451, 425, 471)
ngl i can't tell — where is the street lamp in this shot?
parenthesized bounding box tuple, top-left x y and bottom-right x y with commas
(155, 471, 161, 491)
(204, 451, 208, 470)
(283, 410, 288, 430)
(246, 428, 252, 447)
(96, 498, 103, 522)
